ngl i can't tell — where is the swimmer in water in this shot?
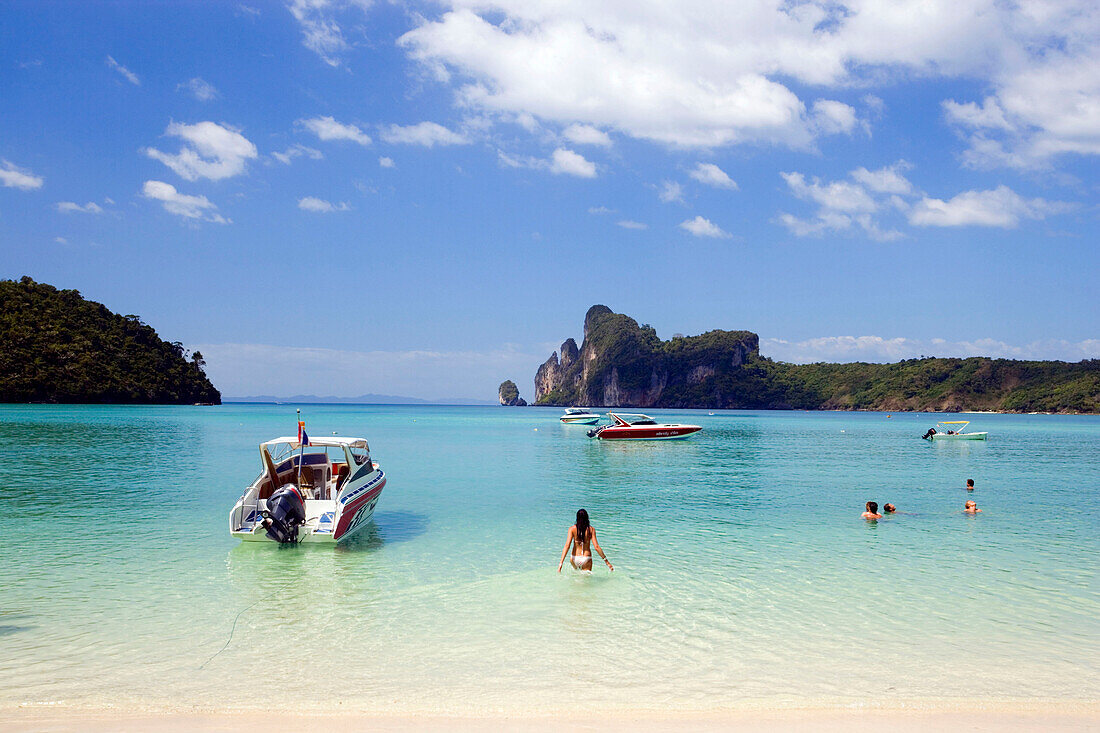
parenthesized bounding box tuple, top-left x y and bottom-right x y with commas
(964, 499, 981, 514)
(966, 478, 975, 491)
(883, 503, 897, 514)
(861, 501, 882, 520)
(558, 508, 613, 572)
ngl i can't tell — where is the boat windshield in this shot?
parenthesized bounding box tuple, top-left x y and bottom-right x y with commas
(612, 413, 657, 425)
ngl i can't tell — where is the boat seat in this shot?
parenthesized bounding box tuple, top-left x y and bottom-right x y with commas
(334, 464, 350, 494)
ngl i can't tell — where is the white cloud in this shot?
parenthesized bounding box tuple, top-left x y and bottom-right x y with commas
(298, 196, 350, 212)
(391, 1, 1100, 168)
(679, 215, 730, 238)
(56, 201, 103, 214)
(689, 162, 738, 190)
(943, 97, 1012, 131)
(778, 169, 907, 241)
(144, 121, 258, 181)
(908, 185, 1069, 228)
(658, 180, 684, 203)
(782, 171, 876, 213)
(563, 124, 612, 147)
(381, 121, 469, 147)
(811, 99, 859, 135)
(379, 156, 395, 168)
(178, 77, 218, 101)
(776, 212, 847, 237)
(944, 30, 1100, 167)
(764, 335, 1100, 364)
(299, 115, 371, 146)
(588, 206, 614, 215)
(0, 160, 44, 190)
(288, 0, 348, 67)
(850, 161, 913, 195)
(617, 220, 647, 230)
(142, 180, 228, 223)
(106, 55, 139, 85)
(549, 148, 596, 177)
(54, 237, 68, 244)
(272, 144, 324, 165)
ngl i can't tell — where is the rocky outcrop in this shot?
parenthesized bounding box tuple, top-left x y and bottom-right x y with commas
(534, 305, 760, 407)
(498, 380, 527, 406)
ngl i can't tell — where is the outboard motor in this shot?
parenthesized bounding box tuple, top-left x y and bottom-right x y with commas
(922, 427, 937, 440)
(261, 485, 306, 544)
(586, 425, 605, 438)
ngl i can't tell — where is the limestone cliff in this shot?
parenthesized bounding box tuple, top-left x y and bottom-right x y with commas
(498, 380, 527, 406)
(535, 305, 760, 407)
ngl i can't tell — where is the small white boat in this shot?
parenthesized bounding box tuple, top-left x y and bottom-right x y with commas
(560, 407, 601, 425)
(587, 413, 701, 440)
(923, 421, 988, 441)
(230, 431, 386, 544)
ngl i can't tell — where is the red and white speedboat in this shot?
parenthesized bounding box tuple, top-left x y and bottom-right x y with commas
(587, 412, 701, 440)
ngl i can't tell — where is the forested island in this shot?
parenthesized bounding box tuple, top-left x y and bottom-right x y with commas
(0, 277, 220, 404)
(525, 305, 1098, 413)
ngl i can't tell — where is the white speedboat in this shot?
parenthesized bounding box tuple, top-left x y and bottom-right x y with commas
(923, 421, 988, 441)
(560, 407, 601, 425)
(587, 413, 701, 440)
(230, 433, 386, 544)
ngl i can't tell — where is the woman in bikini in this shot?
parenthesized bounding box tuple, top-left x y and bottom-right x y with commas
(558, 508, 613, 572)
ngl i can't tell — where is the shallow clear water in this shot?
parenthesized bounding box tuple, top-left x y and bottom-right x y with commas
(1, 405, 1097, 713)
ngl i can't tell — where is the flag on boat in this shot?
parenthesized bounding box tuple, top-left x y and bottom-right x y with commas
(298, 420, 310, 446)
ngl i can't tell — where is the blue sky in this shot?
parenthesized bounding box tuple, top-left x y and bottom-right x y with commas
(1, 1, 1097, 400)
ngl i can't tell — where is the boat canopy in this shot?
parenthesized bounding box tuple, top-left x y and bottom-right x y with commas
(609, 413, 657, 425)
(261, 436, 369, 450)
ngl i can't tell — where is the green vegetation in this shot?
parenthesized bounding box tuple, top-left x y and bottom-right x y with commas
(535, 305, 1099, 413)
(498, 379, 526, 406)
(0, 277, 221, 404)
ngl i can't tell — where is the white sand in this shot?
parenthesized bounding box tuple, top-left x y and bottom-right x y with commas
(3, 705, 1098, 732)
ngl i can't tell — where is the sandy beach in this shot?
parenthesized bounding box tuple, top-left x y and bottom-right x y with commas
(4, 705, 1099, 732)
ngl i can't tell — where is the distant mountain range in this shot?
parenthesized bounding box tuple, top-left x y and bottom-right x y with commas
(225, 393, 497, 405)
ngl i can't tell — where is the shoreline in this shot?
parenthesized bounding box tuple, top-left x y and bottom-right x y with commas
(4, 702, 1098, 732)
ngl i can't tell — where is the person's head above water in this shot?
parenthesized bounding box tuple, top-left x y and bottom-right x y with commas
(884, 503, 896, 513)
(966, 478, 975, 490)
(575, 508, 590, 539)
(866, 501, 878, 514)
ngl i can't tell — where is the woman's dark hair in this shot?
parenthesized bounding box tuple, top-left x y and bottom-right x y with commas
(575, 508, 590, 542)
(866, 501, 878, 513)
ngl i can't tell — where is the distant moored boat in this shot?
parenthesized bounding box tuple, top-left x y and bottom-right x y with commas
(923, 420, 988, 441)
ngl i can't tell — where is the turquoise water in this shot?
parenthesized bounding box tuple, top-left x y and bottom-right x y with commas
(1, 404, 1098, 713)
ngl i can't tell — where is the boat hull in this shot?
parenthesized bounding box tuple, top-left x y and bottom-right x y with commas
(595, 425, 701, 440)
(561, 416, 600, 425)
(231, 468, 386, 545)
